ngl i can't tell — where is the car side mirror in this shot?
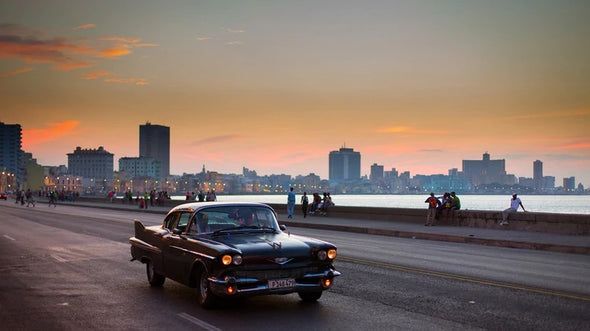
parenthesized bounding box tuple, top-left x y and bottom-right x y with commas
(172, 228, 183, 235)
(279, 224, 287, 231)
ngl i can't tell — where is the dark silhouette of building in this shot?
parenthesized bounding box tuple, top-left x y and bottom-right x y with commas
(370, 163, 384, 181)
(139, 122, 170, 178)
(462, 152, 510, 186)
(0, 122, 23, 186)
(533, 160, 543, 192)
(67, 146, 114, 183)
(329, 147, 361, 181)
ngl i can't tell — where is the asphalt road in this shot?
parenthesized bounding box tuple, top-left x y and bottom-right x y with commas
(1, 202, 589, 330)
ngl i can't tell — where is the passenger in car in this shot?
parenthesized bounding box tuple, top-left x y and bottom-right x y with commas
(196, 213, 210, 233)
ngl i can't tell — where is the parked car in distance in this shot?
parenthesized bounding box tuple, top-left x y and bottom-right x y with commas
(0, 192, 7, 200)
(129, 202, 340, 308)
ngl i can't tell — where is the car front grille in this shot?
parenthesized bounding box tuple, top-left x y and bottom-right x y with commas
(232, 266, 321, 280)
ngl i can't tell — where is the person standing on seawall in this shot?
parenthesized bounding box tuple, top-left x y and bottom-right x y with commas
(424, 192, 440, 226)
(287, 187, 296, 219)
(501, 193, 526, 226)
(301, 191, 309, 218)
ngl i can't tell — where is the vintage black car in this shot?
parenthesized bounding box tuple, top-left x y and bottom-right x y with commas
(129, 202, 340, 308)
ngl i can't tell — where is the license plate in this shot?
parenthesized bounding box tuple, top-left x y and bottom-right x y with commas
(268, 278, 295, 289)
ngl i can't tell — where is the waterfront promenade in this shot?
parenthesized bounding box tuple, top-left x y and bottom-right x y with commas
(25, 197, 590, 255)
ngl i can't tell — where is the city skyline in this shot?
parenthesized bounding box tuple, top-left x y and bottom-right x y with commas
(1, 1, 589, 186)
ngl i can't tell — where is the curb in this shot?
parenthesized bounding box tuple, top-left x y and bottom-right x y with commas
(281, 221, 590, 255)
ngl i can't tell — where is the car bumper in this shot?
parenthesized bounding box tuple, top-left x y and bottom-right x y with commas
(208, 268, 341, 297)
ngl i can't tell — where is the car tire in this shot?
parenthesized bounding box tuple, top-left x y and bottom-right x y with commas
(197, 271, 216, 309)
(298, 290, 322, 302)
(146, 260, 165, 287)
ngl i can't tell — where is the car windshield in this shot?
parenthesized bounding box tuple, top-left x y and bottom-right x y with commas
(187, 206, 279, 235)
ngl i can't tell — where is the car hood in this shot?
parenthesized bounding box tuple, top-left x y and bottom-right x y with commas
(211, 231, 323, 258)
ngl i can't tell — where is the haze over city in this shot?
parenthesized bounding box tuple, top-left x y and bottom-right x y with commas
(1, 1, 589, 186)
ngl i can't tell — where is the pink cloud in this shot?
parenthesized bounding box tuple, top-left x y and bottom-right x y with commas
(73, 24, 96, 30)
(22, 120, 81, 147)
(0, 67, 33, 78)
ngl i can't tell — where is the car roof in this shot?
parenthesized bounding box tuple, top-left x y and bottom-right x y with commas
(168, 201, 273, 214)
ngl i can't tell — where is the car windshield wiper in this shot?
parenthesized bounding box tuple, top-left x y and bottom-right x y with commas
(213, 226, 278, 236)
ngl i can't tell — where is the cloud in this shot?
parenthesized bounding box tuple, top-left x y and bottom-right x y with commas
(551, 142, 590, 150)
(22, 120, 81, 147)
(104, 77, 136, 83)
(196, 36, 212, 41)
(0, 67, 33, 78)
(226, 41, 244, 46)
(98, 44, 132, 58)
(419, 149, 443, 153)
(378, 126, 449, 135)
(506, 110, 590, 120)
(99, 36, 141, 43)
(0, 31, 95, 70)
(191, 135, 242, 146)
(73, 24, 96, 30)
(102, 77, 148, 86)
(81, 70, 111, 80)
(224, 28, 245, 33)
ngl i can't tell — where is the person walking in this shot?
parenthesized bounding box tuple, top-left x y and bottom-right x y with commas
(501, 193, 526, 225)
(424, 192, 440, 226)
(301, 191, 309, 218)
(287, 187, 296, 218)
(48, 191, 57, 207)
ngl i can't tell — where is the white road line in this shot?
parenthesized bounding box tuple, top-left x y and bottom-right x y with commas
(51, 254, 68, 263)
(3, 235, 16, 241)
(177, 312, 222, 331)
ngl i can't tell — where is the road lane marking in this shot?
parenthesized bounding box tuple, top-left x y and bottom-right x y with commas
(339, 256, 590, 302)
(51, 254, 68, 263)
(3, 235, 16, 241)
(178, 312, 222, 331)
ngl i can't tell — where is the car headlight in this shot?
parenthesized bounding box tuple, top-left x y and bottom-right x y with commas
(317, 250, 327, 261)
(327, 249, 337, 260)
(232, 254, 243, 265)
(221, 255, 233, 265)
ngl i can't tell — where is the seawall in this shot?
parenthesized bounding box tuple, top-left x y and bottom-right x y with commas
(76, 197, 590, 235)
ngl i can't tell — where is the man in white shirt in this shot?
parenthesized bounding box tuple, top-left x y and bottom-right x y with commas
(500, 193, 526, 225)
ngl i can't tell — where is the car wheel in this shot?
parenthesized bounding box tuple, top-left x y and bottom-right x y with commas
(197, 271, 216, 309)
(146, 260, 165, 287)
(298, 290, 322, 302)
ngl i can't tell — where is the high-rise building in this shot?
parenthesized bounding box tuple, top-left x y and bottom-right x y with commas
(462, 152, 509, 186)
(533, 160, 543, 192)
(329, 147, 361, 181)
(370, 163, 384, 181)
(0, 122, 23, 187)
(67, 146, 114, 183)
(139, 122, 170, 178)
(563, 177, 575, 191)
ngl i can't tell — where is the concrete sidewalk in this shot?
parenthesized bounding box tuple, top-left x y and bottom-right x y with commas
(43, 199, 590, 255)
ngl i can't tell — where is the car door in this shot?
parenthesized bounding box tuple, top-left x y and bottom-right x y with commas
(162, 211, 194, 283)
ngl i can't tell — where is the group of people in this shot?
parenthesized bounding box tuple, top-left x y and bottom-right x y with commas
(14, 189, 36, 207)
(424, 191, 461, 226)
(185, 190, 217, 202)
(425, 192, 526, 226)
(288, 189, 334, 218)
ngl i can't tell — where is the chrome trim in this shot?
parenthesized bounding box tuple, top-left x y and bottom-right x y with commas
(129, 237, 161, 254)
(208, 268, 340, 295)
(170, 245, 215, 260)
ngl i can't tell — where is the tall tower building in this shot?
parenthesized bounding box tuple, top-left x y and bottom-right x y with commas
(0, 122, 23, 186)
(533, 160, 543, 192)
(139, 122, 170, 178)
(329, 147, 361, 181)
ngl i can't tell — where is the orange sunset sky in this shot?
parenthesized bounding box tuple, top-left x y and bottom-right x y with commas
(1, 1, 589, 186)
